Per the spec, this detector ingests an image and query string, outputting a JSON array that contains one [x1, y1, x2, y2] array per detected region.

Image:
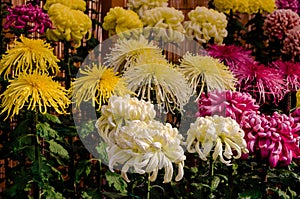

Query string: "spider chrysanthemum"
[[72, 64, 131, 111], [0, 71, 70, 120], [179, 53, 236, 100], [0, 36, 60, 79]]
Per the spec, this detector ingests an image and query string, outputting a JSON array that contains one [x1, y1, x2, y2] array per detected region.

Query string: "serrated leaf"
[[37, 122, 59, 139], [43, 185, 64, 199], [48, 140, 69, 159], [105, 171, 128, 194], [43, 113, 62, 124], [75, 160, 92, 183]]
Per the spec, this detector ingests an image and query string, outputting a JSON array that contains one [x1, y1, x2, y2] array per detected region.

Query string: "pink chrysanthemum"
[[263, 9, 300, 40], [276, 0, 299, 13], [291, 108, 300, 123], [241, 111, 300, 168], [233, 61, 286, 104], [197, 90, 259, 124], [4, 3, 52, 34], [282, 26, 300, 59], [207, 44, 254, 70], [270, 60, 300, 91]]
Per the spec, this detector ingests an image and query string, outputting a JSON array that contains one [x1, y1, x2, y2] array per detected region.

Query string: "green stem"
[[209, 156, 214, 198], [33, 110, 41, 199], [147, 173, 151, 199]]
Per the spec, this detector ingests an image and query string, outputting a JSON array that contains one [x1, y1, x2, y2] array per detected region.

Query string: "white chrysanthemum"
[[186, 115, 248, 165], [108, 120, 185, 183], [142, 7, 185, 42], [104, 36, 164, 72], [184, 6, 228, 44], [179, 53, 236, 100], [123, 56, 192, 113], [95, 95, 156, 143], [127, 0, 168, 17]]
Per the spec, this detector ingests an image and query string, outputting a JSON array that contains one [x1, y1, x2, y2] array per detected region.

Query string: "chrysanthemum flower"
[[0, 71, 70, 120], [297, 90, 300, 108], [270, 60, 300, 91], [108, 120, 185, 183], [241, 111, 300, 167], [184, 6, 228, 44], [127, 0, 168, 17], [142, 7, 185, 42], [45, 3, 92, 47], [213, 0, 276, 14], [282, 26, 300, 59], [197, 90, 259, 124], [0, 36, 60, 79], [96, 95, 156, 143], [72, 64, 130, 111], [186, 115, 249, 165], [43, 0, 86, 11], [4, 3, 52, 34], [263, 9, 300, 40], [233, 61, 286, 104], [123, 56, 192, 113], [207, 44, 254, 70], [104, 36, 164, 72], [102, 7, 143, 37], [291, 107, 300, 123], [276, 0, 299, 13], [179, 53, 236, 100]]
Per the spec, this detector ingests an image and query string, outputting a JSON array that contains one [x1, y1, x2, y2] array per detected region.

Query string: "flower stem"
[[147, 173, 151, 199], [33, 110, 41, 199], [209, 156, 214, 198]]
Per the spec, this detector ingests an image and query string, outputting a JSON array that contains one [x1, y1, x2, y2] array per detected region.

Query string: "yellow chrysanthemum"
[[184, 6, 228, 44], [104, 36, 164, 72], [142, 7, 186, 42], [213, 0, 276, 14], [107, 120, 185, 183], [102, 7, 143, 37], [179, 53, 236, 100], [72, 64, 131, 111], [296, 90, 300, 107], [96, 95, 156, 143], [127, 0, 168, 17], [45, 3, 92, 47], [43, 0, 86, 11], [0, 36, 60, 79], [186, 115, 248, 165], [0, 71, 70, 120], [123, 56, 192, 113]]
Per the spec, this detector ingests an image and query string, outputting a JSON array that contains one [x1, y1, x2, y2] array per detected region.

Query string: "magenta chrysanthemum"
[[270, 60, 300, 91], [263, 9, 300, 40], [291, 108, 300, 123], [276, 0, 299, 13], [233, 61, 286, 104], [197, 90, 259, 124], [4, 3, 52, 34], [207, 44, 254, 70], [241, 111, 300, 168], [282, 26, 300, 59]]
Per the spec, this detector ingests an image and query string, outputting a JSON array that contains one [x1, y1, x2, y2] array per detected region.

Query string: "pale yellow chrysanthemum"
[[96, 95, 156, 143], [127, 0, 168, 17], [104, 36, 164, 72], [108, 120, 185, 183], [102, 7, 143, 37], [142, 7, 185, 42], [296, 90, 300, 108], [123, 56, 192, 113], [43, 0, 86, 11], [186, 115, 248, 165], [0, 71, 70, 120], [72, 64, 130, 111], [0, 35, 60, 79], [184, 6, 228, 44], [179, 53, 236, 100]]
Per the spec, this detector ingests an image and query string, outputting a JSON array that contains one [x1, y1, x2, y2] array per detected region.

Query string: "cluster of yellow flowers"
[[184, 6, 228, 44], [179, 53, 236, 100], [142, 7, 186, 42], [213, 0, 276, 14], [127, 0, 168, 17], [186, 115, 249, 165], [44, 0, 92, 47], [96, 95, 186, 183], [102, 7, 143, 37], [43, 0, 86, 11]]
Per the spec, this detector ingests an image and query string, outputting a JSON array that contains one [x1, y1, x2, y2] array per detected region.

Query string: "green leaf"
[[43, 113, 62, 124], [42, 185, 65, 199], [75, 160, 92, 183], [48, 140, 69, 159], [37, 122, 59, 139], [96, 141, 108, 163], [105, 170, 128, 194], [211, 176, 220, 191]]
